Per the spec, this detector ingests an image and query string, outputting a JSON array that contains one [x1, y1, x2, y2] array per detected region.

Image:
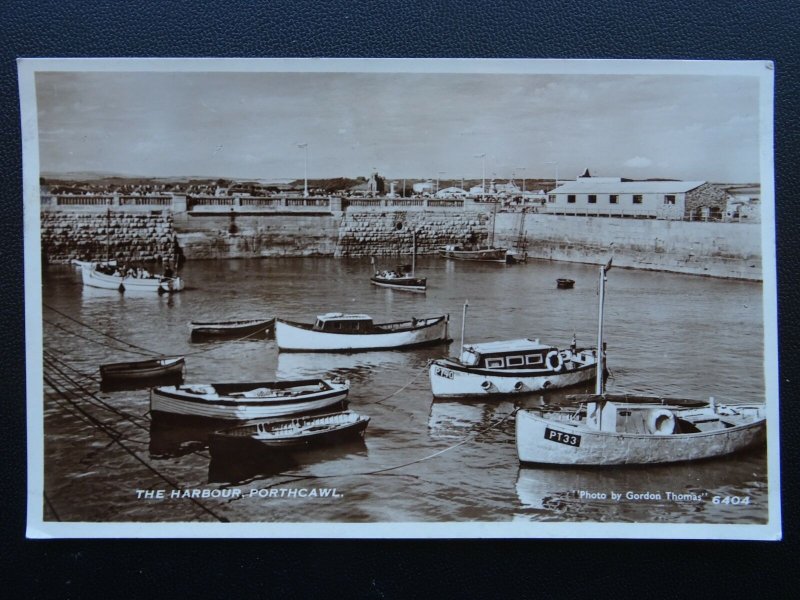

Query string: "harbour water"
[[41, 257, 768, 525]]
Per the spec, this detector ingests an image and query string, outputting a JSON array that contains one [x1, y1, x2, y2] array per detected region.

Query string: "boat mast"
[[489, 200, 497, 248], [412, 229, 416, 276], [460, 300, 469, 358], [595, 259, 612, 394], [106, 207, 110, 264]]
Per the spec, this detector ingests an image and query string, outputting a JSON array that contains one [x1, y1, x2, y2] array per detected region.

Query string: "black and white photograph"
[[19, 58, 780, 539]]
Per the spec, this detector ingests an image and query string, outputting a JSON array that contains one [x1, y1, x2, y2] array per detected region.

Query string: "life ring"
[[546, 350, 563, 372], [647, 409, 676, 435]]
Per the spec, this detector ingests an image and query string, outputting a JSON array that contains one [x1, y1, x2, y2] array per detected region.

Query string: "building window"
[[633, 194, 643, 204], [567, 195, 576, 204], [664, 195, 676, 205], [588, 194, 597, 204], [548, 194, 556, 203], [609, 195, 618, 204]]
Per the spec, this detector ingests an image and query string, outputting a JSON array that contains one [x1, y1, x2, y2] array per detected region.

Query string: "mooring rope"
[[42, 369, 228, 523], [228, 407, 520, 493]]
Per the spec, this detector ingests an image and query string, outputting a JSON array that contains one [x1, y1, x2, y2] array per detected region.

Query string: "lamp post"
[[517, 167, 526, 196], [474, 153, 486, 198], [544, 161, 559, 191], [436, 171, 445, 194], [297, 143, 309, 198]]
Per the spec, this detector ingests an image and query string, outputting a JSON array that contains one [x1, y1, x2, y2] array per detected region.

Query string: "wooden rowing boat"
[[208, 410, 370, 458], [189, 318, 275, 341], [150, 377, 350, 422], [100, 356, 185, 390]]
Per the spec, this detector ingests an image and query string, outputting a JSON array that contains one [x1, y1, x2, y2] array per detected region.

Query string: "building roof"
[[552, 180, 706, 194]]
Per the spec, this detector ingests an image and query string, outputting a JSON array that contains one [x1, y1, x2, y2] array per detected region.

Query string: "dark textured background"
[[1, 0, 797, 596]]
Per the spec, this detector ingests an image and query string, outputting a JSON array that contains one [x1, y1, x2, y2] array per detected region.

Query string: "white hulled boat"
[[275, 312, 449, 352], [515, 260, 768, 466], [429, 300, 599, 398], [429, 338, 599, 398], [81, 263, 184, 293], [438, 244, 508, 263], [150, 377, 350, 422]]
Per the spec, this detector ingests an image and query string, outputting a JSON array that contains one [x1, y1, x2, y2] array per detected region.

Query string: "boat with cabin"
[[190, 317, 275, 341], [150, 377, 350, 422], [428, 301, 600, 398], [275, 312, 450, 352], [515, 260, 768, 465], [208, 410, 370, 459], [429, 337, 599, 398]]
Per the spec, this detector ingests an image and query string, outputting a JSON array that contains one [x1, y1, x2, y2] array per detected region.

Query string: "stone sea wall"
[[41, 211, 180, 265], [492, 212, 762, 280], [41, 208, 763, 281]]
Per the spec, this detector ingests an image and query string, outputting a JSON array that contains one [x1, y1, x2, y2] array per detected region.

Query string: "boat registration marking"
[[434, 366, 454, 380], [544, 427, 581, 447]]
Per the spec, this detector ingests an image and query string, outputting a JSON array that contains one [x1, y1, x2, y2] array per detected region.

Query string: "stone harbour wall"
[[41, 211, 180, 265], [335, 211, 490, 257], [40, 207, 763, 281], [492, 212, 762, 280]]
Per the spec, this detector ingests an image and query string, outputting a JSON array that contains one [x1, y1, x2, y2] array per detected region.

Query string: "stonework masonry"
[[41, 208, 763, 281], [41, 211, 180, 265]]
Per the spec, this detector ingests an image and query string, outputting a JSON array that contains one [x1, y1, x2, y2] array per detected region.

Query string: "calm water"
[[41, 257, 769, 525]]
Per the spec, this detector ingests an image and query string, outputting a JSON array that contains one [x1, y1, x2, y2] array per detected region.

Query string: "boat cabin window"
[[525, 354, 543, 365], [314, 318, 372, 332], [460, 350, 480, 366], [485, 358, 505, 369], [506, 356, 524, 367]]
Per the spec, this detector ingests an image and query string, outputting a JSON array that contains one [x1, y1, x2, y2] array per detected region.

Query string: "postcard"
[[19, 58, 780, 539]]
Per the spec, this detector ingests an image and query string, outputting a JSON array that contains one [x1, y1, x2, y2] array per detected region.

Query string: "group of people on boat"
[[95, 262, 175, 280]]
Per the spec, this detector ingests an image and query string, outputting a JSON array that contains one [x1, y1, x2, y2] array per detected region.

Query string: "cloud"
[[624, 156, 653, 168]]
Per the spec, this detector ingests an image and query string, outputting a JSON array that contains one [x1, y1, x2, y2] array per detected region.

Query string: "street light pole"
[[517, 167, 526, 196], [297, 143, 309, 197], [437, 171, 445, 194], [474, 153, 486, 198]]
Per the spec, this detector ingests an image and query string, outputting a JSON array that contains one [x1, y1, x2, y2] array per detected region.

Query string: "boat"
[[515, 260, 768, 465], [515, 397, 767, 465], [275, 312, 450, 352], [150, 377, 350, 422], [208, 410, 370, 458], [439, 244, 508, 263], [71, 258, 116, 270], [100, 356, 185, 389], [429, 302, 600, 398], [189, 317, 275, 341], [78, 208, 185, 293], [439, 200, 507, 262], [81, 263, 185, 293], [370, 231, 427, 292], [506, 210, 529, 264], [557, 278, 575, 289], [370, 265, 427, 293]]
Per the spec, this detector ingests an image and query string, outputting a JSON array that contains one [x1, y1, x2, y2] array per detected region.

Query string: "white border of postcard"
[[19, 57, 780, 540]]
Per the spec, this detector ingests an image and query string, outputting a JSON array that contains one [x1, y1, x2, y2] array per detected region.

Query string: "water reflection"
[[208, 439, 369, 485], [514, 446, 768, 524]]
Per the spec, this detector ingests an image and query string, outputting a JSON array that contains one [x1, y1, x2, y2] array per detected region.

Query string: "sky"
[[35, 69, 762, 183]]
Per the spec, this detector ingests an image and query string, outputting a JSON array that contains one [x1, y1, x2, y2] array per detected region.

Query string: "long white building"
[[546, 170, 729, 220]]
